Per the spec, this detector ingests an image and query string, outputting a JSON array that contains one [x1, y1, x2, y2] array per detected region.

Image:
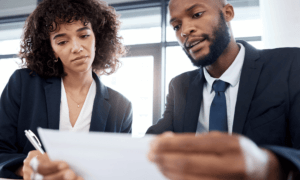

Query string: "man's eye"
[[193, 12, 203, 18], [173, 25, 181, 31]]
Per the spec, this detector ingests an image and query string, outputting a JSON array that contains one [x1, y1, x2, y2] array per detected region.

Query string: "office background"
[[0, 0, 299, 137]]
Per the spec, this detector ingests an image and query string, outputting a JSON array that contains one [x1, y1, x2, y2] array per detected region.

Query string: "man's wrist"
[[264, 149, 286, 180]]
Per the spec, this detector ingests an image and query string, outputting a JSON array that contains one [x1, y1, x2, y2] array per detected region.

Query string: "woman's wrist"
[[14, 165, 24, 177]]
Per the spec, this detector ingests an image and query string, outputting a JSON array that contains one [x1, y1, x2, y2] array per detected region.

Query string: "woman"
[[0, 0, 132, 179]]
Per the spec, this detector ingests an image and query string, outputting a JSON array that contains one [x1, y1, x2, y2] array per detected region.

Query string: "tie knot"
[[212, 80, 229, 92]]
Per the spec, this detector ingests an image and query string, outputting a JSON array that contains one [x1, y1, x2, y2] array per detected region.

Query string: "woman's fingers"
[[22, 150, 42, 180], [22, 164, 33, 180], [43, 168, 78, 180], [37, 160, 69, 176]]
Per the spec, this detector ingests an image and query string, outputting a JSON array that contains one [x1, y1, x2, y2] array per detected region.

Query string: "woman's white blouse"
[[59, 79, 96, 132]]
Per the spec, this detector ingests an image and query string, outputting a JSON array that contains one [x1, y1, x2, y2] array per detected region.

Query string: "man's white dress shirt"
[[196, 43, 245, 134]]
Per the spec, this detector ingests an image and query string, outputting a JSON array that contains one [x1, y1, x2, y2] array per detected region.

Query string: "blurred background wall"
[[260, 0, 300, 48]]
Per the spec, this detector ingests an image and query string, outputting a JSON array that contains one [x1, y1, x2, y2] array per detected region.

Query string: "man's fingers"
[[37, 160, 69, 176], [43, 168, 78, 180], [152, 153, 245, 178], [152, 153, 221, 176], [150, 131, 240, 154], [163, 169, 222, 180]]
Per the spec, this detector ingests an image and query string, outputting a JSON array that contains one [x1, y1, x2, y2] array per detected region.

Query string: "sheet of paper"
[[38, 128, 166, 180]]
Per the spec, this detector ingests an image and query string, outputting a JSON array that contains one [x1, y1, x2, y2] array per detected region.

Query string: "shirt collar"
[[203, 43, 245, 93]]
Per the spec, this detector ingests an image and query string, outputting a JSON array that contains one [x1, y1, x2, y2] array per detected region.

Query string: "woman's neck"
[[62, 70, 94, 94]]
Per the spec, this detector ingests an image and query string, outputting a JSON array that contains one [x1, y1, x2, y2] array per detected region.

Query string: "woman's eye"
[[81, 35, 90, 38], [193, 12, 203, 18], [58, 41, 67, 45]]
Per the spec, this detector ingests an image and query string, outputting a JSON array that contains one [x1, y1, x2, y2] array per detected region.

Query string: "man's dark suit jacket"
[[147, 41, 300, 173], [0, 69, 132, 179]]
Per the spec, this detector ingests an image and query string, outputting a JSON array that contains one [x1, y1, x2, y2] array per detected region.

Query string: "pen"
[[25, 130, 45, 154]]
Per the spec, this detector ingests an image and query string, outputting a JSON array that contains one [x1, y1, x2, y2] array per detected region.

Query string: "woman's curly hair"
[[19, 0, 126, 78]]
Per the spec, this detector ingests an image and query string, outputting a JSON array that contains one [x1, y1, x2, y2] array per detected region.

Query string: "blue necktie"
[[209, 80, 229, 132]]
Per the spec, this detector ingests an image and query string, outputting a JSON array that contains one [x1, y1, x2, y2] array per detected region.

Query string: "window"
[[118, 7, 161, 45], [0, 58, 21, 94], [0, 39, 22, 95], [101, 56, 154, 137]]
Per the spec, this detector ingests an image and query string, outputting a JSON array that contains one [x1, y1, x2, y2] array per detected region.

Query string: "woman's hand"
[[21, 150, 42, 179], [36, 154, 83, 180], [20, 150, 83, 180]]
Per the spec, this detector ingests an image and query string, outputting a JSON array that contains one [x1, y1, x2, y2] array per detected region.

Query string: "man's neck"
[[205, 41, 240, 78]]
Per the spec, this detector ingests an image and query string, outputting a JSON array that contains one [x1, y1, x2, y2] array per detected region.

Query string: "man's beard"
[[183, 11, 231, 67]]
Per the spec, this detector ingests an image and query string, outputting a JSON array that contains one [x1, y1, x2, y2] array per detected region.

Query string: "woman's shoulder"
[[13, 68, 38, 79], [106, 86, 131, 104], [14, 68, 51, 81], [94, 74, 130, 105], [9, 68, 52, 87]]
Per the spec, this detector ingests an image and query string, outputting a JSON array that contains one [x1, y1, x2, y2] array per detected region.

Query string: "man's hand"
[[148, 132, 285, 180]]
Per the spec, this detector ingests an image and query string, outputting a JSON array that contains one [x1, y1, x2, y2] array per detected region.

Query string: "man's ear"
[[223, 4, 234, 22]]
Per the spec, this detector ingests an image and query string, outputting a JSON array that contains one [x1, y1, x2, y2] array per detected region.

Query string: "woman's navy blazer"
[[0, 68, 132, 179]]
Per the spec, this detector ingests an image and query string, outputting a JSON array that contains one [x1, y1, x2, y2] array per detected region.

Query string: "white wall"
[[260, 0, 300, 48]]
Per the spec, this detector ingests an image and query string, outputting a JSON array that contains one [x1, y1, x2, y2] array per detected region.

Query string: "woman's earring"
[[54, 59, 58, 63]]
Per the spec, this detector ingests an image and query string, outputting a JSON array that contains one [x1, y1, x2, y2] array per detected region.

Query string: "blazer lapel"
[[89, 73, 111, 132], [233, 41, 264, 134], [44, 77, 61, 129], [183, 69, 205, 132]]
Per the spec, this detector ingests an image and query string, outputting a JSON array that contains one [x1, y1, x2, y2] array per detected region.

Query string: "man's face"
[[169, 0, 231, 67]]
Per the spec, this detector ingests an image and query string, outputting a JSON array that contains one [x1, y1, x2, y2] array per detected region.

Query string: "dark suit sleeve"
[[262, 50, 300, 174], [146, 78, 175, 134], [120, 102, 133, 133], [0, 70, 26, 179]]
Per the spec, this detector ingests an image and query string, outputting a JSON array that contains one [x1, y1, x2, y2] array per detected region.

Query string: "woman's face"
[[49, 21, 96, 75]]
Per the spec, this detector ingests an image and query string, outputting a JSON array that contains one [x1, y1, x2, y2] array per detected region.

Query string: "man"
[[147, 0, 300, 179]]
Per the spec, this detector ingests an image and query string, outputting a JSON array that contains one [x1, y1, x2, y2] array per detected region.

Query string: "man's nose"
[[181, 22, 196, 38]]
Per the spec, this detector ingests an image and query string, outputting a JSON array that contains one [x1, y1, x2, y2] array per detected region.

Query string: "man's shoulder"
[[167, 68, 201, 89], [259, 47, 300, 59], [173, 68, 200, 81]]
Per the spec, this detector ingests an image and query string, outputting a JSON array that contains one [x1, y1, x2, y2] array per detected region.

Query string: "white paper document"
[[37, 128, 166, 180]]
